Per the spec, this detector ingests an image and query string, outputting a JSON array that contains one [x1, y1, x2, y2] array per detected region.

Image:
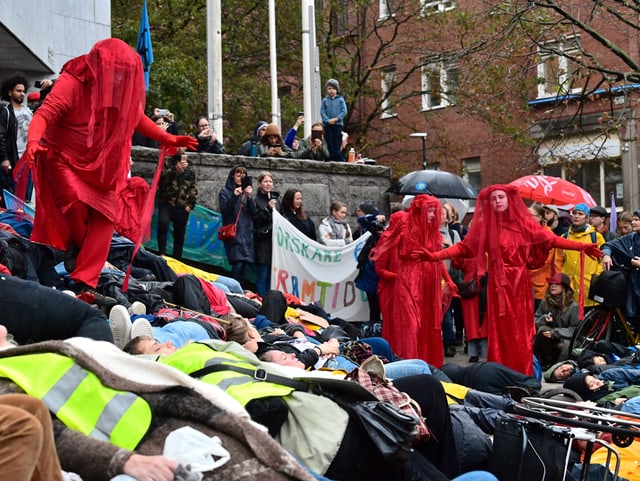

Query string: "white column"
[[207, 0, 223, 138], [269, 0, 280, 128]]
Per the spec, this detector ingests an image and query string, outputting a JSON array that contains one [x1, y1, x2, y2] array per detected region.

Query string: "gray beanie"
[[326, 78, 339, 91]]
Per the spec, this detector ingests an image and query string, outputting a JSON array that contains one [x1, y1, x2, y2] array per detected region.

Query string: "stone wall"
[[131, 147, 393, 229]]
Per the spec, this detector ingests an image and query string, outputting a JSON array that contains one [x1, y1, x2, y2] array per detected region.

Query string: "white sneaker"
[[130, 318, 154, 340], [128, 301, 147, 316], [109, 305, 131, 349]]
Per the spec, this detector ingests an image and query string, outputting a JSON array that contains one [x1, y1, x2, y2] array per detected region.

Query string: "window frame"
[[421, 58, 458, 111], [381, 66, 398, 118], [536, 36, 582, 99], [420, 0, 456, 15]]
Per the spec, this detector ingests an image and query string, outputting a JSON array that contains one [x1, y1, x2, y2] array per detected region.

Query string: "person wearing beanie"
[[238, 120, 268, 157], [320, 78, 348, 162], [533, 272, 579, 369], [562, 202, 605, 307], [257, 123, 293, 158], [543, 359, 578, 383], [562, 369, 640, 406], [589, 205, 616, 242], [543, 204, 568, 236]]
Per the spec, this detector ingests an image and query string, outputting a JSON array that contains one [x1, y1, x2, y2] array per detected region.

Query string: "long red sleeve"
[[432, 242, 465, 261], [135, 115, 171, 143]]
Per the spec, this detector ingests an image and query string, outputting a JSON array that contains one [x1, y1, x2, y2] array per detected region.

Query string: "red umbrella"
[[509, 175, 596, 210]]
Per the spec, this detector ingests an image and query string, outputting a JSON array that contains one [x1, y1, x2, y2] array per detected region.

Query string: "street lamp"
[[410, 132, 428, 170]]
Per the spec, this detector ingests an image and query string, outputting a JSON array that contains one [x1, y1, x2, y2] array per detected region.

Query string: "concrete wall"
[[131, 147, 393, 228]]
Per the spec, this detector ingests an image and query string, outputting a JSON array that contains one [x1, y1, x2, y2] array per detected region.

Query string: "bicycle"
[[568, 270, 640, 355]]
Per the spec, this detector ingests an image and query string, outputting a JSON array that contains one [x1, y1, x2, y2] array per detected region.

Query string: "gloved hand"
[[21, 141, 48, 167], [583, 243, 602, 260], [407, 248, 436, 262], [163, 134, 198, 151]]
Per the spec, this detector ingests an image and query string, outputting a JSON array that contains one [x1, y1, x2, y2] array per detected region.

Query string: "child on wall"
[[320, 78, 347, 162]]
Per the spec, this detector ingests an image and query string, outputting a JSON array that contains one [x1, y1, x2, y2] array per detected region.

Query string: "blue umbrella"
[[136, 0, 154, 90]]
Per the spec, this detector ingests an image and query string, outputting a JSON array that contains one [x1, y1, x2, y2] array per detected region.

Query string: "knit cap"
[[572, 203, 591, 216], [326, 78, 339, 91], [358, 202, 379, 216]]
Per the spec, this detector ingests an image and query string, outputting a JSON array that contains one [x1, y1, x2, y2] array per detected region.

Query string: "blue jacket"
[[320, 95, 347, 127]]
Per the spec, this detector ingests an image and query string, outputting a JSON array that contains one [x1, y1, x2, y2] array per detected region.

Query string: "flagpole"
[[207, 0, 224, 139]]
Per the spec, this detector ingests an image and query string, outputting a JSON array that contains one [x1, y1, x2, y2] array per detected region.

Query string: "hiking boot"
[[73, 282, 117, 310], [64, 241, 80, 273], [109, 305, 131, 349]]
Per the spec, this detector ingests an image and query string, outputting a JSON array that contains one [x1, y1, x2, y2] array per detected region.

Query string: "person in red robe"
[[374, 196, 456, 366], [412, 185, 601, 375], [16, 39, 196, 302]]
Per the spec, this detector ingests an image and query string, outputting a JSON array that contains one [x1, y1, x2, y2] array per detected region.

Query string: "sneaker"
[[128, 301, 147, 316], [73, 282, 118, 310], [109, 305, 131, 349], [130, 318, 154, 340]]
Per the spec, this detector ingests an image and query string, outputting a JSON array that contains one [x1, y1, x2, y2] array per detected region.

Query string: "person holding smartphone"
[[298, 122, 330, 161], [156, 149, 198, 260], [218, 164, 257, 286], [258, 123, 294, 158]]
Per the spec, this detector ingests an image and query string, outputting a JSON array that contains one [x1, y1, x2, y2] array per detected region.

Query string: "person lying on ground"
[[544, 359, 579, 383], [563, 369, 640, 412], [440, 360, 541, 396], [0, 331, 304, 481], [121, 335, 481, 481], [0, 270, 113, 344]]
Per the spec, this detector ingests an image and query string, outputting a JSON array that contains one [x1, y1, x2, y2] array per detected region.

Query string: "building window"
[[381, 66, 397, 118], [421, 0, 456, 15], [536, 37, 581, 98], [330, 0, 350, 36], [422, 59, 458, 110], [462, 157, 481, 210], [379, 0, 394, 19], [543, 159, 621, 208]]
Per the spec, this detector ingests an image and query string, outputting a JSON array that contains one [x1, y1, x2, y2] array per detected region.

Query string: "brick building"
[[328, 0, 640, 211]]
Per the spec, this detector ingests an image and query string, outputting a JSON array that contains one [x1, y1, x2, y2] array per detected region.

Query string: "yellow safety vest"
[[0, 353, 152, 450], [160, 343, 297, 405]]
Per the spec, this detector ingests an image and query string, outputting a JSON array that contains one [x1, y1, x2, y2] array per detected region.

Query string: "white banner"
[[271, 210, 370, 322]]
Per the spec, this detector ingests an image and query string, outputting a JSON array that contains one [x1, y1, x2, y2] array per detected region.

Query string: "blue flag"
[[136, 0, 154, 90]]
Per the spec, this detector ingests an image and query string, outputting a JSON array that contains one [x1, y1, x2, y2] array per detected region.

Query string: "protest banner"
[[272, 210, 370, 322]]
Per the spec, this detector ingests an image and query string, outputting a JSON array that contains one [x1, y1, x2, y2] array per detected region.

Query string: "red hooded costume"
[[375, 196, 456, 366], [15, 39, 195, 289], [427, 185, 600, 374]]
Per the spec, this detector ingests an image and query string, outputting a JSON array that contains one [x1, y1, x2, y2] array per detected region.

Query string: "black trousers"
[[0, 275, 112, 344], [157, 204, 190, 259]]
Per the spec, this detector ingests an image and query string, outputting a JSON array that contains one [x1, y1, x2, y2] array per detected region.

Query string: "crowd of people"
[[3, 38, 640, 481]]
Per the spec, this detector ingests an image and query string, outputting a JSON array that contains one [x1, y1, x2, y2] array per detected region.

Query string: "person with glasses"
[[193, 115, 225, 154]]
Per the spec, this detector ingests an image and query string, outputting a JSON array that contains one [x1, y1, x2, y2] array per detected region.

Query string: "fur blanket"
[[0, 339, 314, 481]]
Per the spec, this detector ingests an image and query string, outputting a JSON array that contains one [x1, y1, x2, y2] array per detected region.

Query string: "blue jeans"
[[211, 275, 243, 294], [442, 307, 454, 346], [385, 359, 432, 379]]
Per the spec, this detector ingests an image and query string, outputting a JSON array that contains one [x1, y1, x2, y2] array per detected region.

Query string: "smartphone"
[[157, 108, 169, 116], [311, 130, 322, 141], [34, 80, 43, 89], [241, 176, 253, 189], [180, 154, 188, 163]]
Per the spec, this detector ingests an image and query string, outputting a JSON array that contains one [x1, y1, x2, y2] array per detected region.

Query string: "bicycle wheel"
[[568, 307, 614, 357]]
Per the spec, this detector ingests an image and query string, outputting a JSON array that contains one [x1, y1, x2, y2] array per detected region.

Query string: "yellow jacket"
[[562, 225, 604, 307]]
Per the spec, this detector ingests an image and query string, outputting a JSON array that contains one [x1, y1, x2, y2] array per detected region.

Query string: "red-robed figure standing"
[[374, 195, 457, 367], [412, 185, 601, 375], [15, 39, 196, 300]]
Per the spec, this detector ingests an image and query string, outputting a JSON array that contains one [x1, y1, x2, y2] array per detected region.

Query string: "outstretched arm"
[[135, 115, 198, 151], [552, 236, 602, 260], [406, 242, 465, 262]]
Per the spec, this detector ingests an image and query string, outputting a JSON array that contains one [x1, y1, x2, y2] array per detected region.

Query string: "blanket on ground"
[[0, 339, 314, 481]]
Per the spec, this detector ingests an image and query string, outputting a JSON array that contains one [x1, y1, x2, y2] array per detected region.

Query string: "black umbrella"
[[386, 170, 476, 199]]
